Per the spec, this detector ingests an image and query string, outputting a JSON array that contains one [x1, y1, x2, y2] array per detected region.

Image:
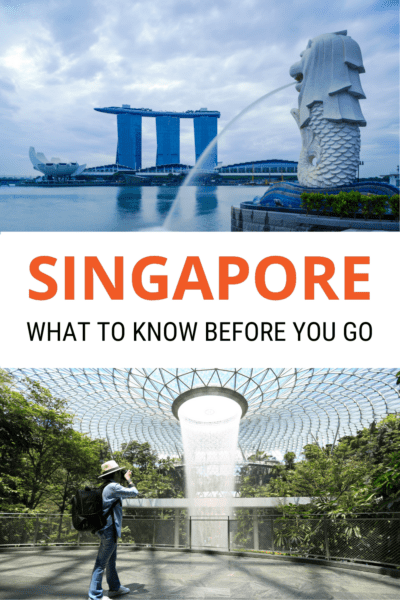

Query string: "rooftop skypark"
[[94, 105, 221, 171]]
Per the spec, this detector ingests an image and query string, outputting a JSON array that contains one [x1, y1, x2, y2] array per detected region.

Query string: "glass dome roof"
[[7, 368, 400, 457]]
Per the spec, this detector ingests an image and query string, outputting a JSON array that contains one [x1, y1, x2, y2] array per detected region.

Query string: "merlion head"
[[290, 30, 366, 128]]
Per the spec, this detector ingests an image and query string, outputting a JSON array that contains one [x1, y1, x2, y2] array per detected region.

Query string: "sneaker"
[[108, 587, 130, 597]]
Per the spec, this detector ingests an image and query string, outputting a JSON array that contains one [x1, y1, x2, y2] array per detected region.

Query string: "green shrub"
[[300, 193, 326, 214], [388, 194, 399, 219], [344, 190, 362, 216], [300, 191, 397, 220], [300, 192, 310, 213], [360, 195, 372, 219], [373, 195, 389, 220], [331, 191, 361, 217]]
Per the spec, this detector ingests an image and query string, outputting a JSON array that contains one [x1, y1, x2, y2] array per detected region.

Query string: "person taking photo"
[[88, 460, 140, 600]]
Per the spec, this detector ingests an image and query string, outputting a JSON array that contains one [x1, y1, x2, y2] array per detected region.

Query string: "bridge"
[[94, 105, 220, 171]]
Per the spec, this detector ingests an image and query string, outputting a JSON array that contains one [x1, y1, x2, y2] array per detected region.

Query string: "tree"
[[0, 370, 33, 510], [0, 371, 103, 512], [1, 372, 183, 517], [247, 413, 400, 516], [346, 414, 400, 511], [247, 451, 273, 462], [284, 452, 296, 470], [48, 433, 106, 515], [117, 441, 158, 471], [268, 441, 372, 512], [113, 441, 183, 499], [12, 379, 83, 510]]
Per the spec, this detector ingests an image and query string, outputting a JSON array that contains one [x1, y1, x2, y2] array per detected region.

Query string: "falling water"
[[178, 395, 242, 549], [162, 82, 296, 230]]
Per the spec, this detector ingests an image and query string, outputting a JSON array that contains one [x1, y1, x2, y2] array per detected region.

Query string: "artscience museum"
[[29, 147, 86, 180]]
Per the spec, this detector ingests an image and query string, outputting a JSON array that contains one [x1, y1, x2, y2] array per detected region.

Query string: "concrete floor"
[[0, 548, 399, 599]]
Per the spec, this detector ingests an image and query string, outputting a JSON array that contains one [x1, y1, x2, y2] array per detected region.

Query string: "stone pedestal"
[[256, 181, 399, 209], [231, 206, 399, 232], [231, 180, 399, 232]]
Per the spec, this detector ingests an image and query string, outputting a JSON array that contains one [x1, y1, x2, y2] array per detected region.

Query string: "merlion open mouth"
[[295, 73, 303, 92]]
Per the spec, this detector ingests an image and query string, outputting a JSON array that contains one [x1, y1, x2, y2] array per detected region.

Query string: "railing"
[[0, 512, 399, 568]]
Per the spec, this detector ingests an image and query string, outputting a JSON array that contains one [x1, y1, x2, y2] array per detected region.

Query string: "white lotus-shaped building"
[[29, 147, 86, 178]]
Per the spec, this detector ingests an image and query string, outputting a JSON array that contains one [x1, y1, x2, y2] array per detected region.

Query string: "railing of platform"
[[1, 512, 399, 568]]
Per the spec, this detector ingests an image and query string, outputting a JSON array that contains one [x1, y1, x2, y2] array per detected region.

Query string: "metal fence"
[[227, 513, 400, 568], [1, 512, 399, 568]]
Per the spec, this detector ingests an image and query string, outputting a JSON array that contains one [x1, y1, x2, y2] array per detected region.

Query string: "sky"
[[0, 0, 398, 177]]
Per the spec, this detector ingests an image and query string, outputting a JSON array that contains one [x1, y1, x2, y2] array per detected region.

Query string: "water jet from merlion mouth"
[[177, 394, 242, 550], [162, 82, 296, 230]]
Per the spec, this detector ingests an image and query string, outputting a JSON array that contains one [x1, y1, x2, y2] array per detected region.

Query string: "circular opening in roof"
[[172, 386, 248, 421], [178, 395, 241, 425]]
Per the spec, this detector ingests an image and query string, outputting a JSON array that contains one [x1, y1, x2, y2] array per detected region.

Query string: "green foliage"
[[300, 192, 325, 214], [300, 191, 398, 220], [284, 452, 296, 470], [330, 191, 359, 217], [388, 195, 399, 218], [0, 371, 181, 517], [116, 440, 158, 471], [238, 410, 400, 516], [114, 441, 183, 500], [246, 450, 273, 462], [120, 524, 136, 544], [0, 370, 105, 513], [373, 195, 390, 220], [273, 518, 318, 553], [0, 514, 80, 546]]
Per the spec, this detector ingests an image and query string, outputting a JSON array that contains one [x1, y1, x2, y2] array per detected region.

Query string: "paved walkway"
[[1, 548, 399, 599]]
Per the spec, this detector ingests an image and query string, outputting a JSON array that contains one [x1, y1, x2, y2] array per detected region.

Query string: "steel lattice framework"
[[7, 368, 400, 457]]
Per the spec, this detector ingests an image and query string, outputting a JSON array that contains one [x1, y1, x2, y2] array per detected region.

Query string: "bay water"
[[0, 185, 267, 232]]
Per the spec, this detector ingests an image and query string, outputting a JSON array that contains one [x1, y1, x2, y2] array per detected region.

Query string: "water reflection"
[[163, 81, 295, 230], [195, 186, 218, 216], [0, 185, 268, 231], [156, 186, 178, 217], [116, 187, 142, 215]]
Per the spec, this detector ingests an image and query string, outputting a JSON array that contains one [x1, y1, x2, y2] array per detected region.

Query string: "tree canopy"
[[0, 370, 105, 512], [239, 412, 400, 515], [113, 441, 183, 498], [0, 371, 181, 513]]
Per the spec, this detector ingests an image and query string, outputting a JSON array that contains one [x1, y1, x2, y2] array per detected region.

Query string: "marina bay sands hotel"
[[94, 105, 220, 171]]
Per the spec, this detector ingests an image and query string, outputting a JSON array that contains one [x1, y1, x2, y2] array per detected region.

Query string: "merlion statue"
[[290, 31, 366, 188]]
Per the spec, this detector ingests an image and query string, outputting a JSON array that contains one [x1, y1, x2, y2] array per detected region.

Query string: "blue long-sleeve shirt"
[[97, 480, 139, 538]]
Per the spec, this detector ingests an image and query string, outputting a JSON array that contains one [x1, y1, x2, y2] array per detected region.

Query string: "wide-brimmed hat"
[[98, 460, 124, 478]]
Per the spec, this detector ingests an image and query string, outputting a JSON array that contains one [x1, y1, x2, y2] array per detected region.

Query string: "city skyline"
[[0, 0, 398, 177]]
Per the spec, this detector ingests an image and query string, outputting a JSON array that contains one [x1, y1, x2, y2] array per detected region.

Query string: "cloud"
[[0, 0, 398, 176]]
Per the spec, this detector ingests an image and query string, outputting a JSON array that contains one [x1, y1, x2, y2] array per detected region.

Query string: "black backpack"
[[71, 482, 121, 537]]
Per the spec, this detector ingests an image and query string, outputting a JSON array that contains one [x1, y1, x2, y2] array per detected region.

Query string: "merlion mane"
[[290, 30, 367, 188]]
